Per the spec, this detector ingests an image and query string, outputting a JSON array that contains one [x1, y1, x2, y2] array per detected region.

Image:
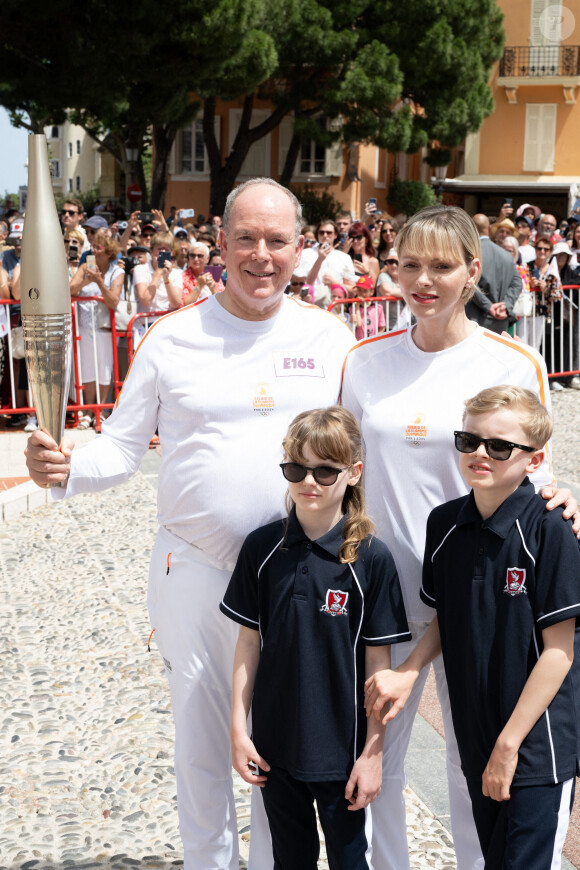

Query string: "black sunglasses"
[[454, 431, 536, 461], [61, 209, 79, 216], [385, 259, 398, 265], [280, 462, 351, 486], [349, 234, 364, 241]]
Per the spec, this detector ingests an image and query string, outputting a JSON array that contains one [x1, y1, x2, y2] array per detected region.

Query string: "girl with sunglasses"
[[221, 406, 410, 870]]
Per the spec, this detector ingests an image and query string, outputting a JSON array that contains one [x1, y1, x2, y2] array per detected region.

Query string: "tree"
[[0, 0, 277, 208], [387, 179, 437, 217], [0, 0, 504, 212], [200, 0, 504, 213]]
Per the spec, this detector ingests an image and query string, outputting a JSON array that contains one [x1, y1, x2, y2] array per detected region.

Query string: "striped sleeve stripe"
[[431, 525, 457, 562], [482, 330, 546, 406], [114, 297, 209, 408], [481, 330, 556, 480], [362, 630, 412, 641], [339, 328, 407, 403], [220, 600, 259, 626], [420, 585, 436, 604], [537, 603, 580, 624]]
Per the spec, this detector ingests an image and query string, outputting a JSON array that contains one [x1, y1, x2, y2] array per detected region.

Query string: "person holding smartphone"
[[181, 241, 225, 306], [133, 231, 183, 312], [299, 219, 356, 307]]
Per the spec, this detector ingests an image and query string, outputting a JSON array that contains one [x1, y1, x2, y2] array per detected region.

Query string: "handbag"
[[10, 325, 25, 358], [513, 290, 533, 318], [114, 282, 134, 331], [96, 301, 113, 330]]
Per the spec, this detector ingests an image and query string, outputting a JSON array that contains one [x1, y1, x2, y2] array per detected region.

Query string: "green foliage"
[[290, 185, 344, 226], [424, 148, 453, 167], [0, 0, 506, 210], [387, 180, 437, 217]]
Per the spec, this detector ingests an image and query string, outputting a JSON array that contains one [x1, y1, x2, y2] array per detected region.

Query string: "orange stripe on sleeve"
[[482, 331, 546, 406], [338, 329, 408, 404], [114, 298, 209, 408]]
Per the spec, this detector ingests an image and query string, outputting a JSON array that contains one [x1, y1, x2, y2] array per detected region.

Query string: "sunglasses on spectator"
[[304, 238, 317, 245], [349, 234, 364, 241], [61, 209, 79, 216], [535, 245, 551, 252], [386, 258, 398, 265], [318, 229, 334, 236], [290, 280, 305, 286], [454, 431, 535, 461], [382, 227, 395, 233], [188, 252, 205, 259], [280, 462, 351, 486]]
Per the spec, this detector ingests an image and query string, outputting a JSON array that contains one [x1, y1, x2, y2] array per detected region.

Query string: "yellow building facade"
[[162, 0, 580, 223], [444, 0, 580, 220]]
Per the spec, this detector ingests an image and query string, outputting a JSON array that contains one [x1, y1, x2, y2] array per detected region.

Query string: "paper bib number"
[[273, 353, 325, 378]]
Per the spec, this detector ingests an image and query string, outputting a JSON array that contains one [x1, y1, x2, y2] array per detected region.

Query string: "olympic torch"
[[20, 134, 72, 477]]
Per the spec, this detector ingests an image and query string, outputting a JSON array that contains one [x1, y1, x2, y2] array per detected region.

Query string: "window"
[[68, 142, 73, 158], [229, 109, 271, 178], [169, 117, 221, 178], [523, 104, 557, 171], [530, 0, 561, 75], [76, 140, 81, 155], [278, 115, 342, 180], [49, 159, 61, 179], [300, 118, 326, 175], [68, 178, 73, 192], [49, 125, 60, 140], [76, 176, 81, 191]]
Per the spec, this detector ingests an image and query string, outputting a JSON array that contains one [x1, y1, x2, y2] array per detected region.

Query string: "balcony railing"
[[499, 45, 580, 77]]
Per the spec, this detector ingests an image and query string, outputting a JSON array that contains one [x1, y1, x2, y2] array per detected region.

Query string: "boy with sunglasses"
[[365, 385, 580, 870]]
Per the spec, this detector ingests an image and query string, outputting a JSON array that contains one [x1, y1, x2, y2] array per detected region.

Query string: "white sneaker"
[[550, 380, 564, 392], [570, 376, 580, 390], [24, 414, 38, 432]]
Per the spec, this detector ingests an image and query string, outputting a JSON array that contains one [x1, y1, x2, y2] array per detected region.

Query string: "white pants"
[[148, 526, 272, 870], [370, 623, 484, 870]]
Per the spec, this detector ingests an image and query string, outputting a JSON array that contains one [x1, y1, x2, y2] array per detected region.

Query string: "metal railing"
[[499, 45, 580, 78], [1, 288, 578, 433]]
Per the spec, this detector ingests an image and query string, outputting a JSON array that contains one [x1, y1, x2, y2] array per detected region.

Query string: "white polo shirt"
[[58, 294, 355, 568]]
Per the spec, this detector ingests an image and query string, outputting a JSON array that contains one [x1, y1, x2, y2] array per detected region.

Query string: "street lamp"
[[432, 164, 449, 201]]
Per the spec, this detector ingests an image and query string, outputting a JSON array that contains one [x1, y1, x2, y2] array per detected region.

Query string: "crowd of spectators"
[[1, 193, 579, 431]]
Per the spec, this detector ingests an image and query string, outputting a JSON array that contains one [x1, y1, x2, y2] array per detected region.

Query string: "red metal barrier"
[[0, 298, 166, 431], [328, 289, 580, 380], [1, 286, 578, 431]]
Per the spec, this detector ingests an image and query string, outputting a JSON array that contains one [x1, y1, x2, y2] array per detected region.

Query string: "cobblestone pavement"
[[0, 475, 458, 870]]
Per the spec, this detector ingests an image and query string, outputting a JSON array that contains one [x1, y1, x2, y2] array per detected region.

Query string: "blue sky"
[[0, 108, 30, 197]]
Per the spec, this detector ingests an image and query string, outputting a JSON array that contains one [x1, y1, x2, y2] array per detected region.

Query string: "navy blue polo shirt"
[[421, 477, 580, 787], [221, 508, 410, 782]]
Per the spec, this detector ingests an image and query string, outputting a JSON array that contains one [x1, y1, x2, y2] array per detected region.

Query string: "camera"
[[180, 208, 195, 219], [157, 251, 172, 268], [121, 255, 138, 274], [68, 244, 79, 261]]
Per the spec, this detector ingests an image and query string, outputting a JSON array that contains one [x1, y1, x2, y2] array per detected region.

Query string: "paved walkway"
[[1, 384, 579, 868], [0, 443, 456, 870]]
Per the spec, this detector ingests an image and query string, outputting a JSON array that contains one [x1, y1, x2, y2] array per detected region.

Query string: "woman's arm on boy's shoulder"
[[482, 617, 575, 803], [346, 644, 391, 811], [540, 485, 580, 536], [230, 626, 270, 787], [364, 617, 442, 726]]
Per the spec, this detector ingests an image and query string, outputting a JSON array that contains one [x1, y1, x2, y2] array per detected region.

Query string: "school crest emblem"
[[504, 567, 527, 597], [321, 589, 348, 616]]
